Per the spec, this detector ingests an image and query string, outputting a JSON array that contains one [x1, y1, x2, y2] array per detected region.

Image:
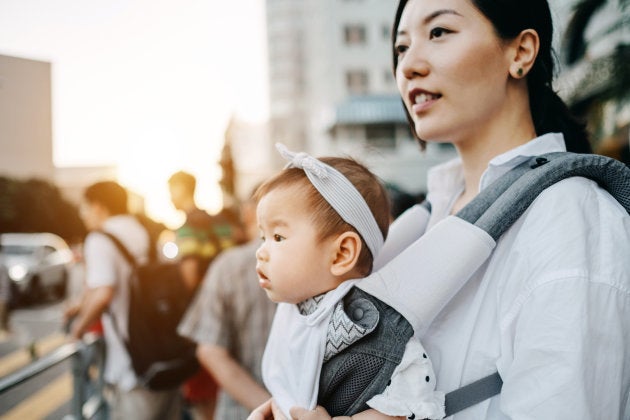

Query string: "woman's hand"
[[248, 398, 288, 420], [289, 405, 333, 420]]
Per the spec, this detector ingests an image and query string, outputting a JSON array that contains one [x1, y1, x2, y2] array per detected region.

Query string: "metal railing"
[[0, 333, 107, 419]]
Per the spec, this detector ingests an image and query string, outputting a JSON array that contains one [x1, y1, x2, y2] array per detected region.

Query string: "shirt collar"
[[480, 132, 566, 190], [102, 214, 132, 230], [297, 293, 326, 315], [428, 132, 567, 196]]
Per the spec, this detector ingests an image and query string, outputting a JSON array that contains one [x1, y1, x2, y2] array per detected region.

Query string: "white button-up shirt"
[[420, 133, 630, 419]]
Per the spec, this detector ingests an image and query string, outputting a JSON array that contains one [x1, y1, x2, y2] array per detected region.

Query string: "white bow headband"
[[276, 143, 384, 258]]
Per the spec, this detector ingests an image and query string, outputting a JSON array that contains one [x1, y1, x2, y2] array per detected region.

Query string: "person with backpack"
[[65, 181, 182, 420], [278, 0, 630, 419], [168, 170, 244, 420]]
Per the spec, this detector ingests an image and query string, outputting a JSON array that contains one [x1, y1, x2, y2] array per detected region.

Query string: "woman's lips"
[[409, 90, 441, 114]]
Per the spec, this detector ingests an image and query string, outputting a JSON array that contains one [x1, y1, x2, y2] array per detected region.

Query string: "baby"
[[252, 144, 444, 419]]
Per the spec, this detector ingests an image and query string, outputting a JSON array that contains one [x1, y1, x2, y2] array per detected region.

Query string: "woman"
[[257, 0, 630, 418], [388, 1, 630, 418]]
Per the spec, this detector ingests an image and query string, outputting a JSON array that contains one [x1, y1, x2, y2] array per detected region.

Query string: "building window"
[[346, 70, 369, 95], [344, 24, 367, 45], [382, 24, 391, 40], [366, 124, 396, 149]]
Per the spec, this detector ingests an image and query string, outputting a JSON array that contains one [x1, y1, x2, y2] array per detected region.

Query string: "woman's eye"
[[429, 27, 449, 39], [394, 44, 408, 56]]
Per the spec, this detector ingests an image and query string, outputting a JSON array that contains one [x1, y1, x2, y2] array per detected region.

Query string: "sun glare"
[[0, 0, 268, 227], [116, 134, 224, 230]]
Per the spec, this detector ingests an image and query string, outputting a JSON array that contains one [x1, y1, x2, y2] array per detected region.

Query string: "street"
[[0, 301, 75, 419], [0, 262, 84, 419]]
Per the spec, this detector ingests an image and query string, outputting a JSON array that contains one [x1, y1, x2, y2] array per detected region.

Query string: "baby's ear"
[[330, 232, 362, 277]]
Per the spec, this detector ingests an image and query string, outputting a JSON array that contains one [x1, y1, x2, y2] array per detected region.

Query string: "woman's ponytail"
[[531, 84, 592, 153]]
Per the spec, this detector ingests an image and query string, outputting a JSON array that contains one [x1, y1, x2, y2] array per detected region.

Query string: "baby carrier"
[[325, 152, 630, 417]]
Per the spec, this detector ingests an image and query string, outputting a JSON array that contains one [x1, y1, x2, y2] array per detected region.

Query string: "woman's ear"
[[330, 232, 362, 277], [509, 29, 540, 79]]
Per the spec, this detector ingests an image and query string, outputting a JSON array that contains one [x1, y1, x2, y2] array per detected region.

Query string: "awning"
[[331, 95, 408, 128]]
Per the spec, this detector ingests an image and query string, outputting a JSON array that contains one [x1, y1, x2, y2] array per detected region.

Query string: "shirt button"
[[352, 308, 364, 320]]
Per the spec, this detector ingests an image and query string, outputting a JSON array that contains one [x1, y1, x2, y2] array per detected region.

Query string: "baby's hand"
[[248, 398, 288, 420], [289, 406, 332, 420]]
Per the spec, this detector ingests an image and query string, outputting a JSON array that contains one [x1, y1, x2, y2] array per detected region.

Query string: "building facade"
[[265, 0, 456, 196], [0, 54, 54, 180]]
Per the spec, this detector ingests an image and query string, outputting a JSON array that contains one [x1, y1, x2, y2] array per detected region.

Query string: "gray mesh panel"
[[320, 352, 385, 416]]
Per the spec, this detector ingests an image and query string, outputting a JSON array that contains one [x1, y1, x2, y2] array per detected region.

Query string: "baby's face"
[[255, 185, 340, 304]]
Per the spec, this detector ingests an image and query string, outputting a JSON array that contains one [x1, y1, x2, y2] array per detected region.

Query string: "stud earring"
[[517, 68, 524, 77]]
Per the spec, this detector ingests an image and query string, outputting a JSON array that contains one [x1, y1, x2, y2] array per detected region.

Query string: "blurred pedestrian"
[[384, 183, 422, 221], [65, 181, 182, 420], [179, 187, 277, 419], [168, 171, 239, 292], [168, 170, 243, 420]]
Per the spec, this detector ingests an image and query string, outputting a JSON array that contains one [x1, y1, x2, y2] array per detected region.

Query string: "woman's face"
[[395, 0, 515, 146]]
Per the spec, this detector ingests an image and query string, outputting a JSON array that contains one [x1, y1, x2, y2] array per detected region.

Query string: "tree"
[[0, 177, 86, 244], [562, 0, 630, 100], [561, 0, 630, 159]]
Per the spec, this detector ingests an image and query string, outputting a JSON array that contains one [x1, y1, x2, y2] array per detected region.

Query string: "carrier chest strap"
[[444, 372, 503, 417]]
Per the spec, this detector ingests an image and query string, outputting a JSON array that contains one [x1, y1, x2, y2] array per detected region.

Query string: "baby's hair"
[[255, 156, 390, 276]]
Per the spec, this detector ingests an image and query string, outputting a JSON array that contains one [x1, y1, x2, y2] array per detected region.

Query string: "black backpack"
[[99, 231, 200, 391]]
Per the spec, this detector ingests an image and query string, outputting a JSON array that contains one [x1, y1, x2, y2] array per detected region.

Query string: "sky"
[[0, 0, 269, 228]]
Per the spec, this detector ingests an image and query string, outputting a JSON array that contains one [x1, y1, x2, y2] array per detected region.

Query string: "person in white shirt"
[[65, 181, 181, 420], [286, 0, 630, 419]]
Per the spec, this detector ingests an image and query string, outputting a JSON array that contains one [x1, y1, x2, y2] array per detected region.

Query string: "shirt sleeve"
[[497, 179, 630, 419], [83, 233, 119, 289], [367, 337, 445, 419], [499, 278, 630, 419]]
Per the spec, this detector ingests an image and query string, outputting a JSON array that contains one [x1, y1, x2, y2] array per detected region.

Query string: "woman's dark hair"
[[392, 0, 591, 153]]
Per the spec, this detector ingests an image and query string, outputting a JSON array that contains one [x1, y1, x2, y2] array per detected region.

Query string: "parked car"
[[0, 233, 74, 305]]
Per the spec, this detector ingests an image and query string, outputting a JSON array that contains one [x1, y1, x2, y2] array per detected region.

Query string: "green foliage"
[[564, 0, 608, 65], [0, 176, 86, 244], [564, 0, 629, 65]]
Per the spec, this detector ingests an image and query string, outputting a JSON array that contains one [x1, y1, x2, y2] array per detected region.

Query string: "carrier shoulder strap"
[[443, 152, 630, 416], [458, 152, 630, 238]]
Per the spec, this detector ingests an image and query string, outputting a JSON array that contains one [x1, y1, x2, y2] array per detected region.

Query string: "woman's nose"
[[398, 47, 430, 79]]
